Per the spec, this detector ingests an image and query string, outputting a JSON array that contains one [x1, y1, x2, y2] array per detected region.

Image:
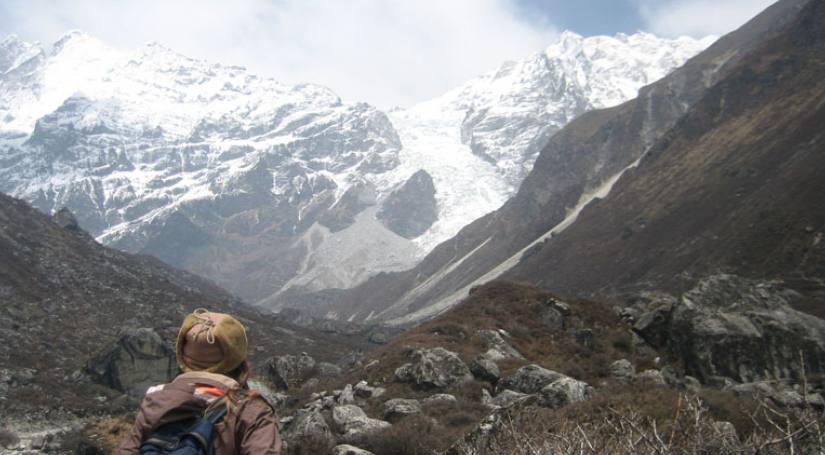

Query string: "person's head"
[[176, 308, 250, 383]]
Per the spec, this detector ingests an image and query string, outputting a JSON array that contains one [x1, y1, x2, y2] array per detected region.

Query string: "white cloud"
[[636, 0, 778, 38], [0, 0, 558, 108]]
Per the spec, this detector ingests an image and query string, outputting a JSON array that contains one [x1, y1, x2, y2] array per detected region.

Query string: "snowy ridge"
[[388, 31, 715, 251], [0, 30, 713, 306]]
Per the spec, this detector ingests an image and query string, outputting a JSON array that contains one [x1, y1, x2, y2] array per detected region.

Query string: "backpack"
[[139, 396, 229, 455]]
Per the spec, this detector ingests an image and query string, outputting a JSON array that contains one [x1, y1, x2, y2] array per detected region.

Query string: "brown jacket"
[[118, 372, 282, 455]]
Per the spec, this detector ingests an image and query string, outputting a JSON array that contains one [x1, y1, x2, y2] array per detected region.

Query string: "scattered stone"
[[383, 398, 422, 422], [86, 328, 176, 396], [394, 347, 473, 388], [539, 377, 591, 408], [470, 358, 501, 383], [609, 359, 635, 383], [500, 364, 565, 394]]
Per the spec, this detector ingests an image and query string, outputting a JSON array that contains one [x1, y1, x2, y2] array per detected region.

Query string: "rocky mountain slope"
[[0, 193, 368, 428], [0, 30, 709, 310], [505, 0, 825, 315], [316, 0, 814, 325]]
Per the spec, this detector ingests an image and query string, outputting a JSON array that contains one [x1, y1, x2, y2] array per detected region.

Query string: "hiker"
[[118, 309, 282, 454]]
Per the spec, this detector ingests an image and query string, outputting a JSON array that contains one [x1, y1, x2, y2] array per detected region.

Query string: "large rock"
[[633, 275, 825, 384], [86, 328, 176, 396], [284, 409, 335, 451], [267, 352, 317, 390], [470, 358, 501, 383], [332, 405, 391, 441], [382, 398, 422, 422], [499, 364, 565, 394], [539, 377, 591, 408], [333, 445, 375, 455], [394, 347, 473, 388], [609, 359, 635, 383]]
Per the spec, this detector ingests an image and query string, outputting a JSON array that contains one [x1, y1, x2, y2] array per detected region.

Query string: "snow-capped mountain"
[[0, 30, 712, 308], [389, 31, 714, 251]]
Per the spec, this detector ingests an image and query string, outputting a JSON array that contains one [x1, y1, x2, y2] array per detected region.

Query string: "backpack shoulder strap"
[[203, 396, 229, 424]]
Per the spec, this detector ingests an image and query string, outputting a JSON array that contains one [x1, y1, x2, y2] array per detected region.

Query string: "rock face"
[[633, 275, 825, 384], [470, 358, 501, 383], [377, 170, 438, 239], [86, 328, 176, 396], [333, 445, 375, 455], [499, 364, 565, 394], [609, 359, 635, 383], [394, 347, 473, 388]]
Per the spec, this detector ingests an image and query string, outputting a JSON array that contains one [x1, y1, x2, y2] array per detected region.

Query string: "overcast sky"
[[0, 0, 776, 108]]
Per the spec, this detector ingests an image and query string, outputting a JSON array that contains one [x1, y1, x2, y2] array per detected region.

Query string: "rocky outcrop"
[[470, 358, 501, 383], [394, 347, 473, 388], [377, 170, 438, 239], [633, 275, 825, 385], [86, 328, 176, 396]]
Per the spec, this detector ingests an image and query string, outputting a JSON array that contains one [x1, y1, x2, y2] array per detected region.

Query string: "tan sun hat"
[[176, 308, 248, 374]]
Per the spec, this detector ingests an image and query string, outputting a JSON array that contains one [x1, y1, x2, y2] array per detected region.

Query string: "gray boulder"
[[633, 274, 825, 384], [333, 445, 375, 455], [539, 377, 591, 408], [284, 409, 335, 450], [267, 352, 317, 390], [470, 358, 501, 383], [394, 347, 472, 388], [383, 398, 422, 422], [87, 328, 176, 396], [332, 405, 391, 441], [499, 364, 565, 394], [423, 393, 458, 406], [609, 359, 635, 383]]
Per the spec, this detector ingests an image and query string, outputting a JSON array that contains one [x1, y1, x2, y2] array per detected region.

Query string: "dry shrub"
[[284, 434, 335, 455], [354, 414, 465, 455], [452, 394, 825, 455]]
